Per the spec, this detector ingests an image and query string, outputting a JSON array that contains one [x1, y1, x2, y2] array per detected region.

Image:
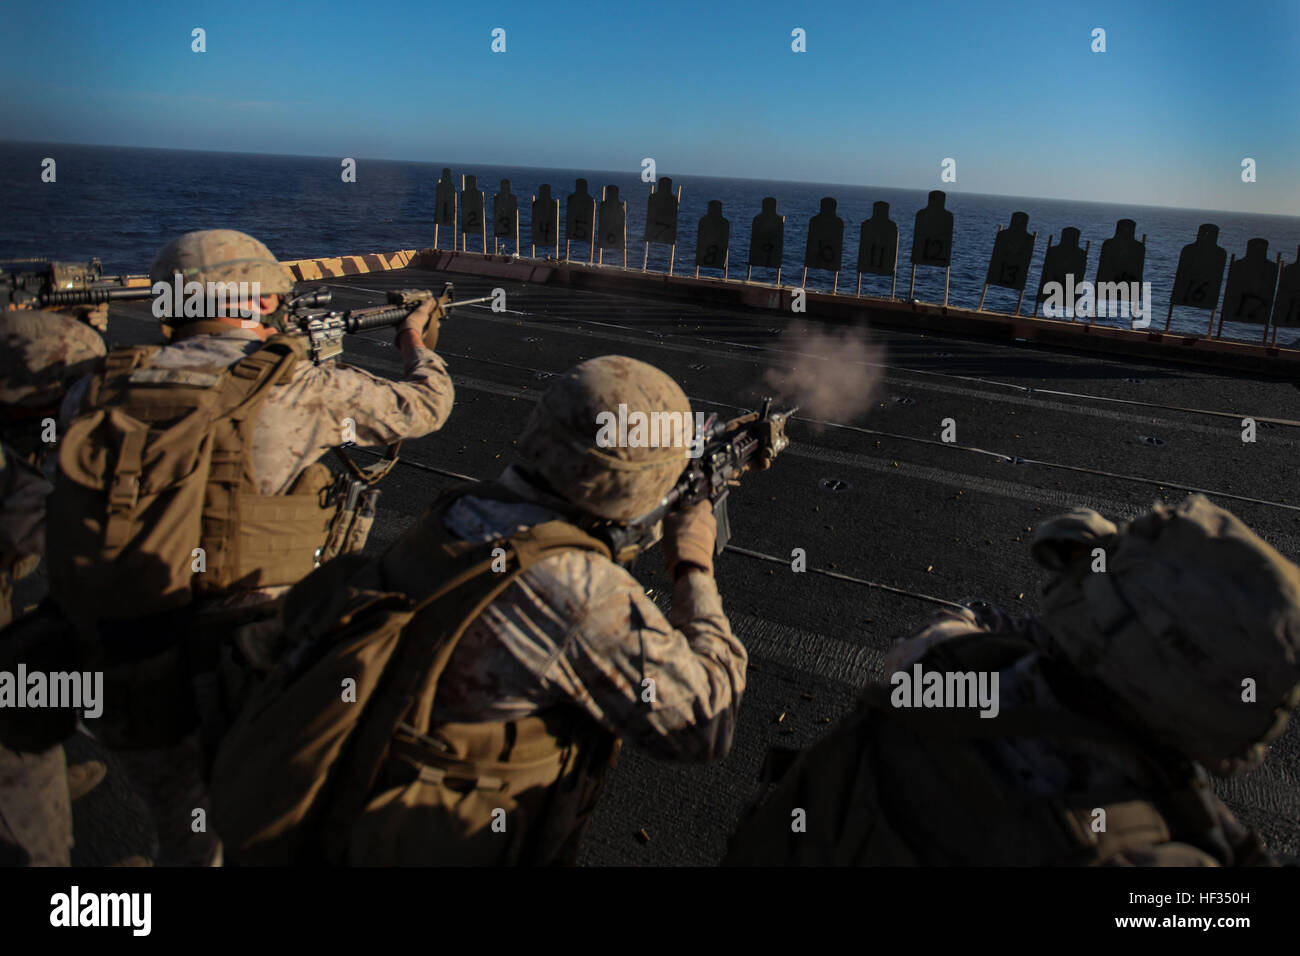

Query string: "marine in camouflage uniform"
[[54, 231, 455, 866], [0, 307, 107, 866], [725, 494, 1300, 866], [332, 356, 747, 864]]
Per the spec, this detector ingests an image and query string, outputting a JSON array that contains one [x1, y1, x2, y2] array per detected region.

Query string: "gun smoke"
[[763, 325, 886, 426]]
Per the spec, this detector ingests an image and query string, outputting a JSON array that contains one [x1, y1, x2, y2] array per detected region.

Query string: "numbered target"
[[532, 184, 559, 246], [696, 200, 730, 269], [748, 197, 784, 269], [644, 177, 679, 244], [911, 190, 953, 267], [493, 180, 518, 238], [857, 201, 897, 276], [1170, 224, 1226, 310], [598, 186, 626, 250], [1221, 238, 1278, 325], [804, 197, 844, 272], [434, 168, 456, 226], [460, 175, 485, 235], [985, 212, 1034, 290], [566, 179, 595, 244]]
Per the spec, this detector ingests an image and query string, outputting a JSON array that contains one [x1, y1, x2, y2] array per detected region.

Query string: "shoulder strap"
[[86, 346, 161, 408], [213, 334, 306, 419]]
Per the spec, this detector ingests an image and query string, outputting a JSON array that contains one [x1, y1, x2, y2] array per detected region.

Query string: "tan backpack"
[[210, 483, 614, 865], [46, 332, 318, 623]]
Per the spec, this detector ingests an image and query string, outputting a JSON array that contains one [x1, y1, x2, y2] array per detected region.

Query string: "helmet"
[[149, 229, 294, 320], [1034, 494, 1300, 774], [516, 356, 693, 521], [0, 308, 106, 410]]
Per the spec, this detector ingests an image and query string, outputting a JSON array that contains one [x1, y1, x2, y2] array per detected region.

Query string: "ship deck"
[[53, 261, 1300, 866]]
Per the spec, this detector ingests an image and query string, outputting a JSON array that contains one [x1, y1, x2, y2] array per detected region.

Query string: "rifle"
[[586, 398, 798, 563], [292, 281, 491, 564], [283, 282, 492, 364], [0, 258, 153, 311]]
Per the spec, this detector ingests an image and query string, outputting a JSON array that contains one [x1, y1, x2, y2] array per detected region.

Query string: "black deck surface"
[[45, 265, 1300, 866]]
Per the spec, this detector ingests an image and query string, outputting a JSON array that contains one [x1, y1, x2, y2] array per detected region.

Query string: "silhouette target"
[[434, 168, 456, 226], [804, 198, 844, 271], [1221, 238, 1278, 325], [857, 201, 897, 276], [1170, 224, 1226, 310], [598, 186, 626, 249], [911, 191, 953, 266], [696, 201, 730, 269], [1274, 247, 1300, 328], [532, 185, 559, 246], [1036, 227, 1088, 307], [566, 179, 595, 244], [1096, 219, 1145, 286], [748, 197, 784, 269], [460, 175, 485, 235], [644, 177, 679, 244], [985, 212, 1034, 290], [493, 180, 518, 238]]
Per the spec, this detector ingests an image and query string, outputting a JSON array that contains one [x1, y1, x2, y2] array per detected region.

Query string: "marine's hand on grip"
[[396, 290, 451, 350], [663, 500, 717, 578]]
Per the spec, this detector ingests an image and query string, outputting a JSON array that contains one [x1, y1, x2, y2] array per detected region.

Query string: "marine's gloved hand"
[[663, 500, 717, 577], [67, 302, 109, 333], [396, 292, 451, 350], [1030, 508, 1119, 572]]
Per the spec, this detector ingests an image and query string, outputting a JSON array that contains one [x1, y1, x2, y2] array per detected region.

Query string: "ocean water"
[[3, 141, 1298, 345]]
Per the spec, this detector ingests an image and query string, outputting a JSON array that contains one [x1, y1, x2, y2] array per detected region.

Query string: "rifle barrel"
[[343, 295, 497, 333]]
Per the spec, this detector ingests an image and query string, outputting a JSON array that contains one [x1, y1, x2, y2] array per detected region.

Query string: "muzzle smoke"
[[763, 324, 886, 425]]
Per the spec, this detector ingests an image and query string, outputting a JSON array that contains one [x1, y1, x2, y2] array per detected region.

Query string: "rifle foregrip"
[[41, 286, 152, 307], [346, 307, 414, 332]]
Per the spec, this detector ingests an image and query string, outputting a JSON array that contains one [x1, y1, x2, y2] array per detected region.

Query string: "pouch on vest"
[[210, 484, 613, 865], [46, 339, 304, 623]]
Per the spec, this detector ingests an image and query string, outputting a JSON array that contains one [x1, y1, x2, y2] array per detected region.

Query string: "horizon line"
[[3, 137, 1298, 223]]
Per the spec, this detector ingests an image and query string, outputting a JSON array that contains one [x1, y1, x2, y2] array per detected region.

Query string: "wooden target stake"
[[667, 185, 681, 276], [1214, 254, 1235, 339], [977, 224, 1000, 312], [891, 233, 898, 299], [1262, 252, 1282, 345]]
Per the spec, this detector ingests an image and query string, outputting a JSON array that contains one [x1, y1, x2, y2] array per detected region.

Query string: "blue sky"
[[2, 0, 1297, 214]]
